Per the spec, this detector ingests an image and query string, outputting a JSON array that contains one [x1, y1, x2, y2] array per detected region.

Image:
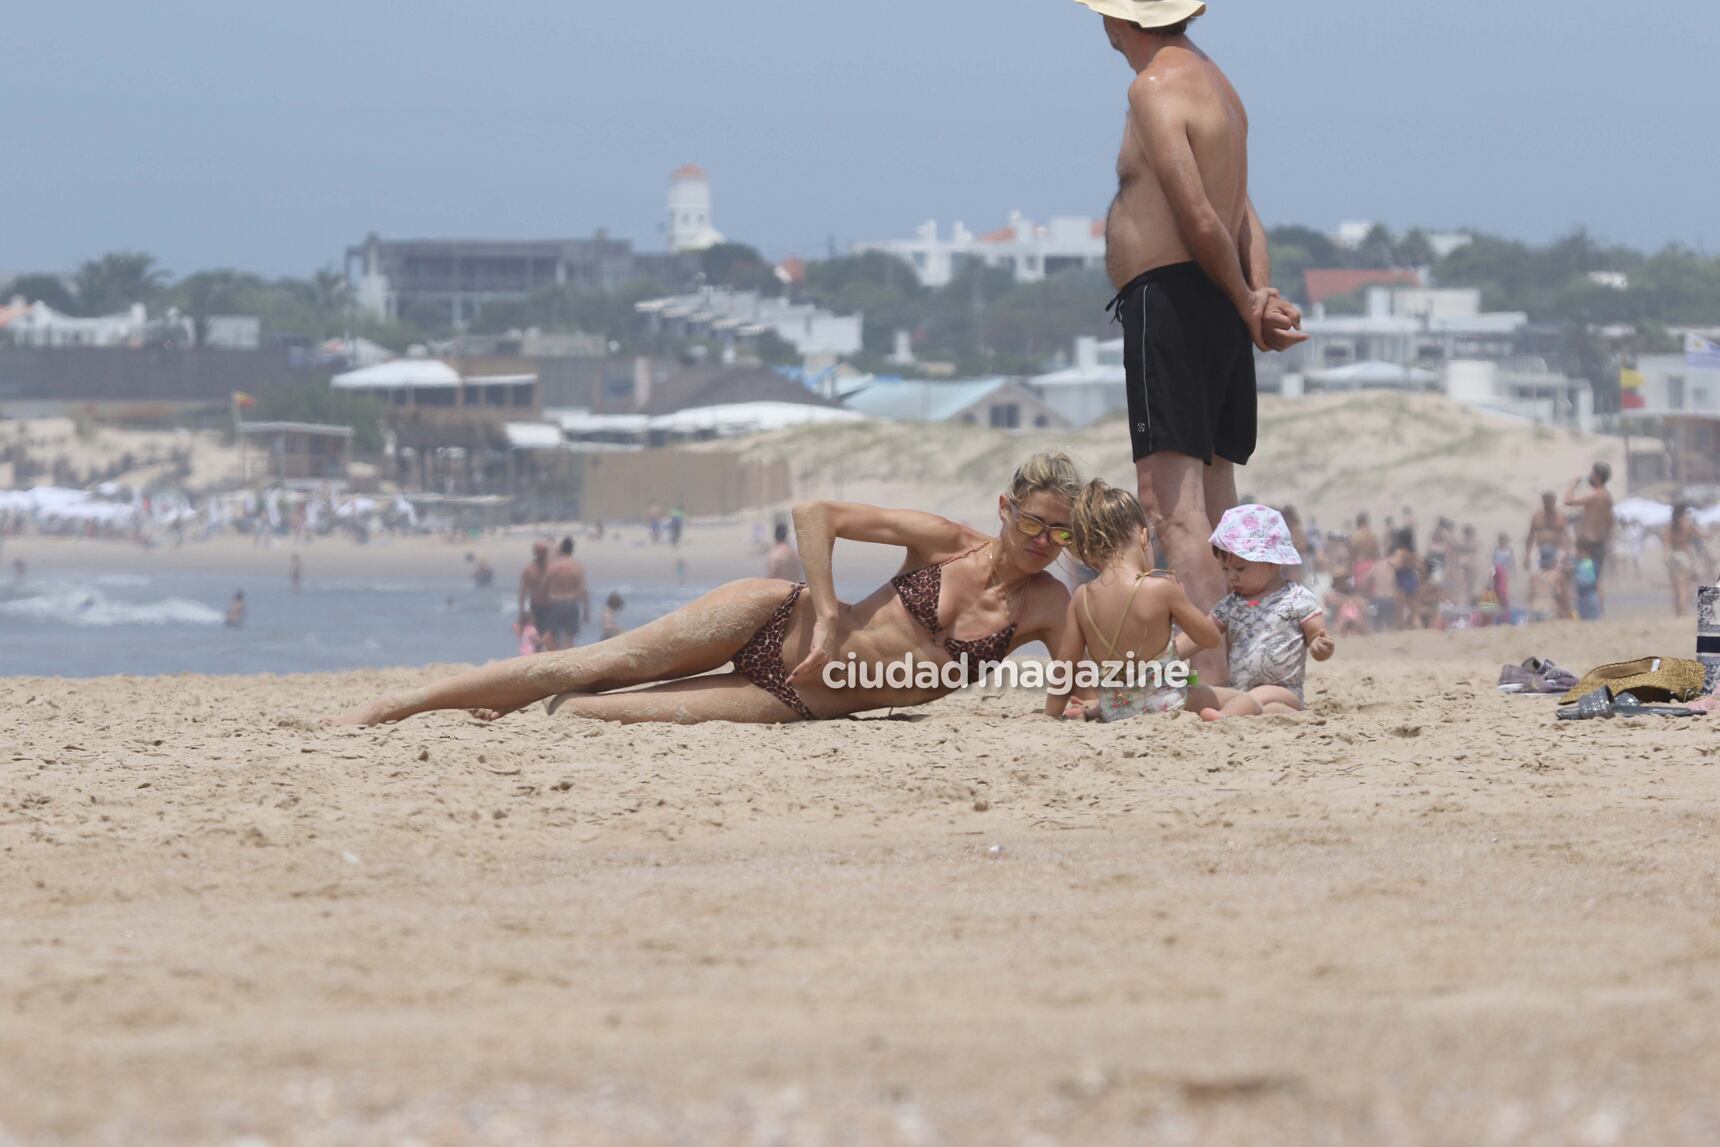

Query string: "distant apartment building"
[[1629, 355, 1720, 418], [1290, 286, 1528, 370], [636, 287, 862, 359], [855, 212, 1106, 288], [346, 233, 699, 330], [346, 166, 720, 329]]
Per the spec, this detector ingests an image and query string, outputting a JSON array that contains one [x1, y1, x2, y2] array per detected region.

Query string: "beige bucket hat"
[[1072, 0, 1207, 28], [1557, 657, 1710, 705]]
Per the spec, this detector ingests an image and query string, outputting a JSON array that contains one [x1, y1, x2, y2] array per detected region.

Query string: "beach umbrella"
[[1613, 498, 1673, 527]]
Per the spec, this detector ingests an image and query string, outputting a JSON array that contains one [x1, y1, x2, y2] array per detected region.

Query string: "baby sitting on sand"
[[1178, 504, 1335, 720], [1045, 480, 1221, 721]]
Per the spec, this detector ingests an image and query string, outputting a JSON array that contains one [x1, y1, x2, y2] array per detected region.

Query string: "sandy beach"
[[3, 614, 1716, 1144]]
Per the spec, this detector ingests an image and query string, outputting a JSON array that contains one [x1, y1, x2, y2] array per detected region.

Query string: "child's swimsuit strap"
[[1082, 571, 1158, 659]]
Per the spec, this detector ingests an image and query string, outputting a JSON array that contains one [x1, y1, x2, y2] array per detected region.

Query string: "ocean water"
[[0, 568, 727, 678]]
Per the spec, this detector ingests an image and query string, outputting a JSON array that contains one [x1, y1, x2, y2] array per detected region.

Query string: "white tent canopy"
[[647, 402, 865, 437], [331, 359, 462, 389], [545, 408, 653, 436], [503, 422, 564, 450], [1613, 498, 1674, 527]]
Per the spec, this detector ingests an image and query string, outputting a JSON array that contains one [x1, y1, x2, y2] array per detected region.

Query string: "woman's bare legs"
[[544, 673, 801, 725], [327, 579, 799, 726]]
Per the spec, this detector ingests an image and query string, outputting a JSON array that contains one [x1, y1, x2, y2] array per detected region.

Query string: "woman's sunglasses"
[[1009, 502, 1074, 547]]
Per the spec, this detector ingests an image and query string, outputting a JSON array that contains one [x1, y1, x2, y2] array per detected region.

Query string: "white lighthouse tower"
[[667, 164, 725, 253]]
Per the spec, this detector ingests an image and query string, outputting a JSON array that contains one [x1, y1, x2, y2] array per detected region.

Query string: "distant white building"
[[1630, 355, 1720, 417], [636, 287, 862, 359], [1029, 337, 1127, 428], [667, 164, 725, 254], [856, 211, 1106, 288], [1292, 286, 1527, 370], [2, 300, 150, 347]]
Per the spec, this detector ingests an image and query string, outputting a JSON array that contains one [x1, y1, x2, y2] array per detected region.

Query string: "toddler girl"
[[1046, 481, 1221, 721], [1184, 504, 1335, 720]]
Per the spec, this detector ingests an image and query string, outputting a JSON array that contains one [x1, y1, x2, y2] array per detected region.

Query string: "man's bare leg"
[[1138, 452, 1227, 685], [327, 579, 797, 726], [1202, 457, 1239, 531]]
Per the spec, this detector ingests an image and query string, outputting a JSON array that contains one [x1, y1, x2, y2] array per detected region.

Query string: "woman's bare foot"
[[1200, 708, 1226, 722], [323, 700, 398, 727]]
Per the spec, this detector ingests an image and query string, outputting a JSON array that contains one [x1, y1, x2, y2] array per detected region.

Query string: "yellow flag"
[[1619, 368, 1644, 391]]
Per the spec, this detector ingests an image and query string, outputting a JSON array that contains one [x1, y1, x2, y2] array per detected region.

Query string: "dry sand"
[[3, 616, 1717, 1145]]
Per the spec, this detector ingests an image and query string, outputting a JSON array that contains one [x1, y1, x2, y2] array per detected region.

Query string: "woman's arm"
[[787, 501, 970, 686], [1043, 591, 1088, 718]]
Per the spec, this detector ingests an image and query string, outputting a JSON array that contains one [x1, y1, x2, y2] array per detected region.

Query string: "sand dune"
[[729, 391, 1627, 544], [3, 615, 1716, 1144]]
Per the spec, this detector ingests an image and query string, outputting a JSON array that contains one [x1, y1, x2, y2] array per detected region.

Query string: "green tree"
[[802, 253, 924, 358], [1394, 229, 1436, 267], [1357, 223, 1397, 268], [1266, 225, 1341, 267], [175, 269, 258, 346], [73, 251, 167, 315], [2, 273, 79, 313], [699, 243, 782, 296]]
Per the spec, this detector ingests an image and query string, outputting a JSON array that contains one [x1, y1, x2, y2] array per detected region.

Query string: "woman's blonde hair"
[[1006, 451, 1083, 505], [1072, 479, 1148, 568]]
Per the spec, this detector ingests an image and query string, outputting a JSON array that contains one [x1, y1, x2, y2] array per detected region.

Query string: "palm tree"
[[73, 252, 167, 316]]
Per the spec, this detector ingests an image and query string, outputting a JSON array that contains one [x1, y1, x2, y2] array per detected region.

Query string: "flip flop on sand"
[[1556, 688, 1702, 721]]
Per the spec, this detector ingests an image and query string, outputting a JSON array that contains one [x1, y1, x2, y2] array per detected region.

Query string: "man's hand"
[[1262, 296, 1308, 352], [1241, 288, 1275, 352]]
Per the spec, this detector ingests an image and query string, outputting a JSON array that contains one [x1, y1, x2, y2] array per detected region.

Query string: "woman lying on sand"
[[329, 453, 1081, 726]]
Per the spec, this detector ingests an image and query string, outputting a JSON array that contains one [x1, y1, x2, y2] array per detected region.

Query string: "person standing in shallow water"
[[1080, 0, 1305, 686], [765, 522, 804, 582], [540, 537, 590, 651], [517, 540, 551, 640]]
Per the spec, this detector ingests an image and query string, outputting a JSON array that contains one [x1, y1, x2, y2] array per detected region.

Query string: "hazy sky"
[[2, 0, 1712, 279]]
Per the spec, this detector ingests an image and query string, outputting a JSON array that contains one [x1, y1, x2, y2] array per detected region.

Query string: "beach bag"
[[1700, 584, 1720, 694]]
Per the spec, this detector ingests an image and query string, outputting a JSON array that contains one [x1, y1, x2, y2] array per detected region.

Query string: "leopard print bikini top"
[[890, 546, 1017, 672]]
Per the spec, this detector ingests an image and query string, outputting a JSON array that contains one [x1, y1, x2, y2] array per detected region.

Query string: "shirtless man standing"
[[541, 537, 591, 651], [1522, 491, 1571, 615], [1524, 492, 1572, 575], [1081, 0, 1304, 682], [1565, 462, 1615, 611]]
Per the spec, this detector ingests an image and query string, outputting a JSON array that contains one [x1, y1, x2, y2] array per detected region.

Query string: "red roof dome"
[[671, 163, 708, 180]]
